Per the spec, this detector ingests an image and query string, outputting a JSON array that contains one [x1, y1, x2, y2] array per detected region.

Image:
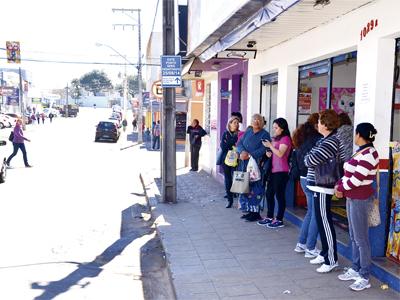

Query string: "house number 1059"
[[360, 19, 378, 41]]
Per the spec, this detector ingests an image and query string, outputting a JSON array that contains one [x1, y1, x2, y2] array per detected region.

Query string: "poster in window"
[[319, 88, 355, 121], [298, 92, 312, 114]]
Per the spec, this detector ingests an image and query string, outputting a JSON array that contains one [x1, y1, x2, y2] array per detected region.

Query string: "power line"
[[0, 57, 160, 66]]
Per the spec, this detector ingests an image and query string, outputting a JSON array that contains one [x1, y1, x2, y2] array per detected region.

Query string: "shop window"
[[392, 40, 400, 142], [260, 73, 278, 132]]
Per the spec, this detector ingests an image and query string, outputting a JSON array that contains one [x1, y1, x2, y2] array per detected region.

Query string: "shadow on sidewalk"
[[30, 203, 154, 300]]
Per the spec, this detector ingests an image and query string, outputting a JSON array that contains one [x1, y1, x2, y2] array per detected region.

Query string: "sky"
[[0, 0, 161, 91]]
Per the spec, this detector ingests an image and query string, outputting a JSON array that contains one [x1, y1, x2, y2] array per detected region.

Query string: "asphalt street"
[[0, 108, 168, 299]]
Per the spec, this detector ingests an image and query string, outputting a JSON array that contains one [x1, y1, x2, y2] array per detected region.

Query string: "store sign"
[[360, 19, 378, 41], [0, 86, 16, 96], [161, 55, 182, 88], [195, 79, 204, 97], [151, 80, 163, 99], [6, 41, 21, 63], [6, 88, 19, 105], [216, 49, 257, 59]]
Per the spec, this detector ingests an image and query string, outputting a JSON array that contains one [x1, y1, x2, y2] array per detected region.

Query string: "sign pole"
[[162, 0, 177, 203]]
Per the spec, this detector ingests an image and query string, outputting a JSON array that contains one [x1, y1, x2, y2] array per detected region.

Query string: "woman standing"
[[187, 119, 207, 171], [304, 109, 345, 273], [6, 119, 32, 168], [236, 113, 270, 221], [337, 112, 354, 162], [292, 113, 322, 257], [218, 117, 239, 208], [259, 118, 292, 228], [335, 123, 379, 291]]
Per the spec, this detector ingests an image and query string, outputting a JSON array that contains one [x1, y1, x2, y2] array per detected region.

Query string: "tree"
[[70, 78, 82, 102], [115, 75, 146, 98], [79, 70, 113, 96]]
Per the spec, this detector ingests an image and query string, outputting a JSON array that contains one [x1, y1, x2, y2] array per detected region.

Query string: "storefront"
[[260, 73, 278, 132], [386, 38, 400, 264], [295, 51, 358, 228]]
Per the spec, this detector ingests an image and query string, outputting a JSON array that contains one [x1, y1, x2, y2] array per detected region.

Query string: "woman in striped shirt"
[[304, 109, 346, 273], [334, 123, 379, 291]]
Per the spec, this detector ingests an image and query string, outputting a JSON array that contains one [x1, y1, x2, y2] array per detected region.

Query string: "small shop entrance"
[[296, 51, 357, 230], [260, 73, 278, 132]]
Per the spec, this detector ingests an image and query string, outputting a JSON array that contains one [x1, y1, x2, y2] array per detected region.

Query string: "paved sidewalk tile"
[[145, 169, 399, 300]]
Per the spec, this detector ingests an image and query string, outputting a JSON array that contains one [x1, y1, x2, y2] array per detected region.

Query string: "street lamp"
[[95, 43, 131, 115]]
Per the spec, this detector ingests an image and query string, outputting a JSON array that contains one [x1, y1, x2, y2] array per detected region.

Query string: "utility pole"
[[162, 0, 177, 203], [112, 8, 143, 144], [18, 68, 25, 127]]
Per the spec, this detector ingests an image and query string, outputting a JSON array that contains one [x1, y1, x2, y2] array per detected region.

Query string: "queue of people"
[[207, 109, 379, 292]]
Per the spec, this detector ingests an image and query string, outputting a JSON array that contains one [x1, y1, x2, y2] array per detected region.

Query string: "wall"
[[248, 0, 400, 159]]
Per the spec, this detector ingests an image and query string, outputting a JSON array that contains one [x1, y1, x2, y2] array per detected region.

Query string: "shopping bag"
[[230, 171, 249, 194], [368, 198, 381, 227], [224, 147, 238, 167], [247, 156, 261, 182]]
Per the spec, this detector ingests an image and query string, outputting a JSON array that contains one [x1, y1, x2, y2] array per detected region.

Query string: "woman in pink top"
[[259, 118, 292, 228]]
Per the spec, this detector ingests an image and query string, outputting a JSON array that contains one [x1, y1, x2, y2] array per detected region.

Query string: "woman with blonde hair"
[[217, 116, 240, 208]]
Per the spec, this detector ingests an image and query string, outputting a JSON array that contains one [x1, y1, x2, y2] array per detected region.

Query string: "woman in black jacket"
[[217, 116, 239, 208]]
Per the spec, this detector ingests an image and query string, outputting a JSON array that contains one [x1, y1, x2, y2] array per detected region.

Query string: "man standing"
[[152, 120, 161, 150], [186, 119, 207, 171]]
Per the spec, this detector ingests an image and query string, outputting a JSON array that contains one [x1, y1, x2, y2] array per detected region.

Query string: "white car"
[[0, 114, 12, 129]]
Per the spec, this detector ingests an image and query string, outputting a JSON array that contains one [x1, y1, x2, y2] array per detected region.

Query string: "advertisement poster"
[[319, 88, 355, 121], [387, 142, 400, 263], [298, 92, 312, 114]]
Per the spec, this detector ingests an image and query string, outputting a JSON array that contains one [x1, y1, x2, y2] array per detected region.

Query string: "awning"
[[199, 0, 301, 62]]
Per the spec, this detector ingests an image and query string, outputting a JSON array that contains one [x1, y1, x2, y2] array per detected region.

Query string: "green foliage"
[[70, 78, 82, 100], [79, 70, 113, 96], [115, 75, 145, 97]]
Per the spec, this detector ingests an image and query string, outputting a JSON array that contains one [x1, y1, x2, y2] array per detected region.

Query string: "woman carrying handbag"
[[334, 123, 379, 292], [217, 116, 239, 208], [304, 110, 346, 273]]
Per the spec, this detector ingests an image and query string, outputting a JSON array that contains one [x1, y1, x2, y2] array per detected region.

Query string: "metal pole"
[[137, 9, 144, 144], [66, 84, 69, 117], [124, 59, 128, 115], [162, 0, 177, 203], [18, 68, 25, 127]]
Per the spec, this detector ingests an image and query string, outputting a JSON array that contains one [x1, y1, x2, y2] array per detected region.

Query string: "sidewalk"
[[142, 168, 399, 300]]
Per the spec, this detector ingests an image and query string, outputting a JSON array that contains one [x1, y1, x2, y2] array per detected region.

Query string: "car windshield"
[[98, 122, 115, 129]]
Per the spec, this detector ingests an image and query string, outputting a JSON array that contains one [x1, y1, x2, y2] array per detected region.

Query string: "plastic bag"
[[247, 156, 261, 182], [225, 146, 238, 167]]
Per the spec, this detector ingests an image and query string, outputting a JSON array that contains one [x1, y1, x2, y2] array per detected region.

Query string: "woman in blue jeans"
[[292, 114, 322, 257], [6, 119, 32, 168]]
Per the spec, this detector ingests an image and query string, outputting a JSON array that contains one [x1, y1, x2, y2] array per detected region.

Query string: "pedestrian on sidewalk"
[[152, 121, 161, 150], [6, 119, 32, 168], [132, 118, 137, 131], [304, 109, 346, 273], [49, 112, 54, 123], [337, 112, 354, 162], [291, 113, 322, 258], [236, 113, 270, 221], [187, 119, 207, 171], [217, 116, 239, 208], [122, 118, 128, 132], [41, 113, 45, 124], [36, 112, 40, 125], [335, 123, 379, 291], [260, 118, 292, 228]]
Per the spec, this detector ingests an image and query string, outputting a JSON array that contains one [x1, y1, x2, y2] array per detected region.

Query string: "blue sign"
[[161, 55, 182, 87]]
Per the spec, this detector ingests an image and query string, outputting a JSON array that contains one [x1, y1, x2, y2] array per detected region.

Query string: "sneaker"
[[310, 255, 325, 265], [304, 248, 320, 258], [257, 218, 273, 226], [294, 243, 306, 253], [240, 213, 251, 219], [338, 268, 361, 281], [245, 212, 262, 222], [266, 220, 284, 228], [25, 165, 33, 168], [349, 278, 371, 291], [316, 262, 339, 273]]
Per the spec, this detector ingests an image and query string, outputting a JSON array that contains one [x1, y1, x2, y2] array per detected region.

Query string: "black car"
[[95, 121, 120, 142]]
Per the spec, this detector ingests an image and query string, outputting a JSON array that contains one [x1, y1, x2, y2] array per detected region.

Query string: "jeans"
[[347, 197, 373, 279], [190, 144, 201, 170], [222, 163, 234, 202], [266, 172, 289, 221], [152, 136, 160, 149], [7, 143, 29, 166], [298, 177, 319, 250]]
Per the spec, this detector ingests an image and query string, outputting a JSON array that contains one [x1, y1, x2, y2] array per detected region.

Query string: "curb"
[[139, 172, 178, 300]]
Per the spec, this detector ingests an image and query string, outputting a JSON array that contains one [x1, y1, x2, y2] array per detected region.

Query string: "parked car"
[[0, 140, 7, 183], [0, 114, 12, 129], [95, 121, 120, 142]]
